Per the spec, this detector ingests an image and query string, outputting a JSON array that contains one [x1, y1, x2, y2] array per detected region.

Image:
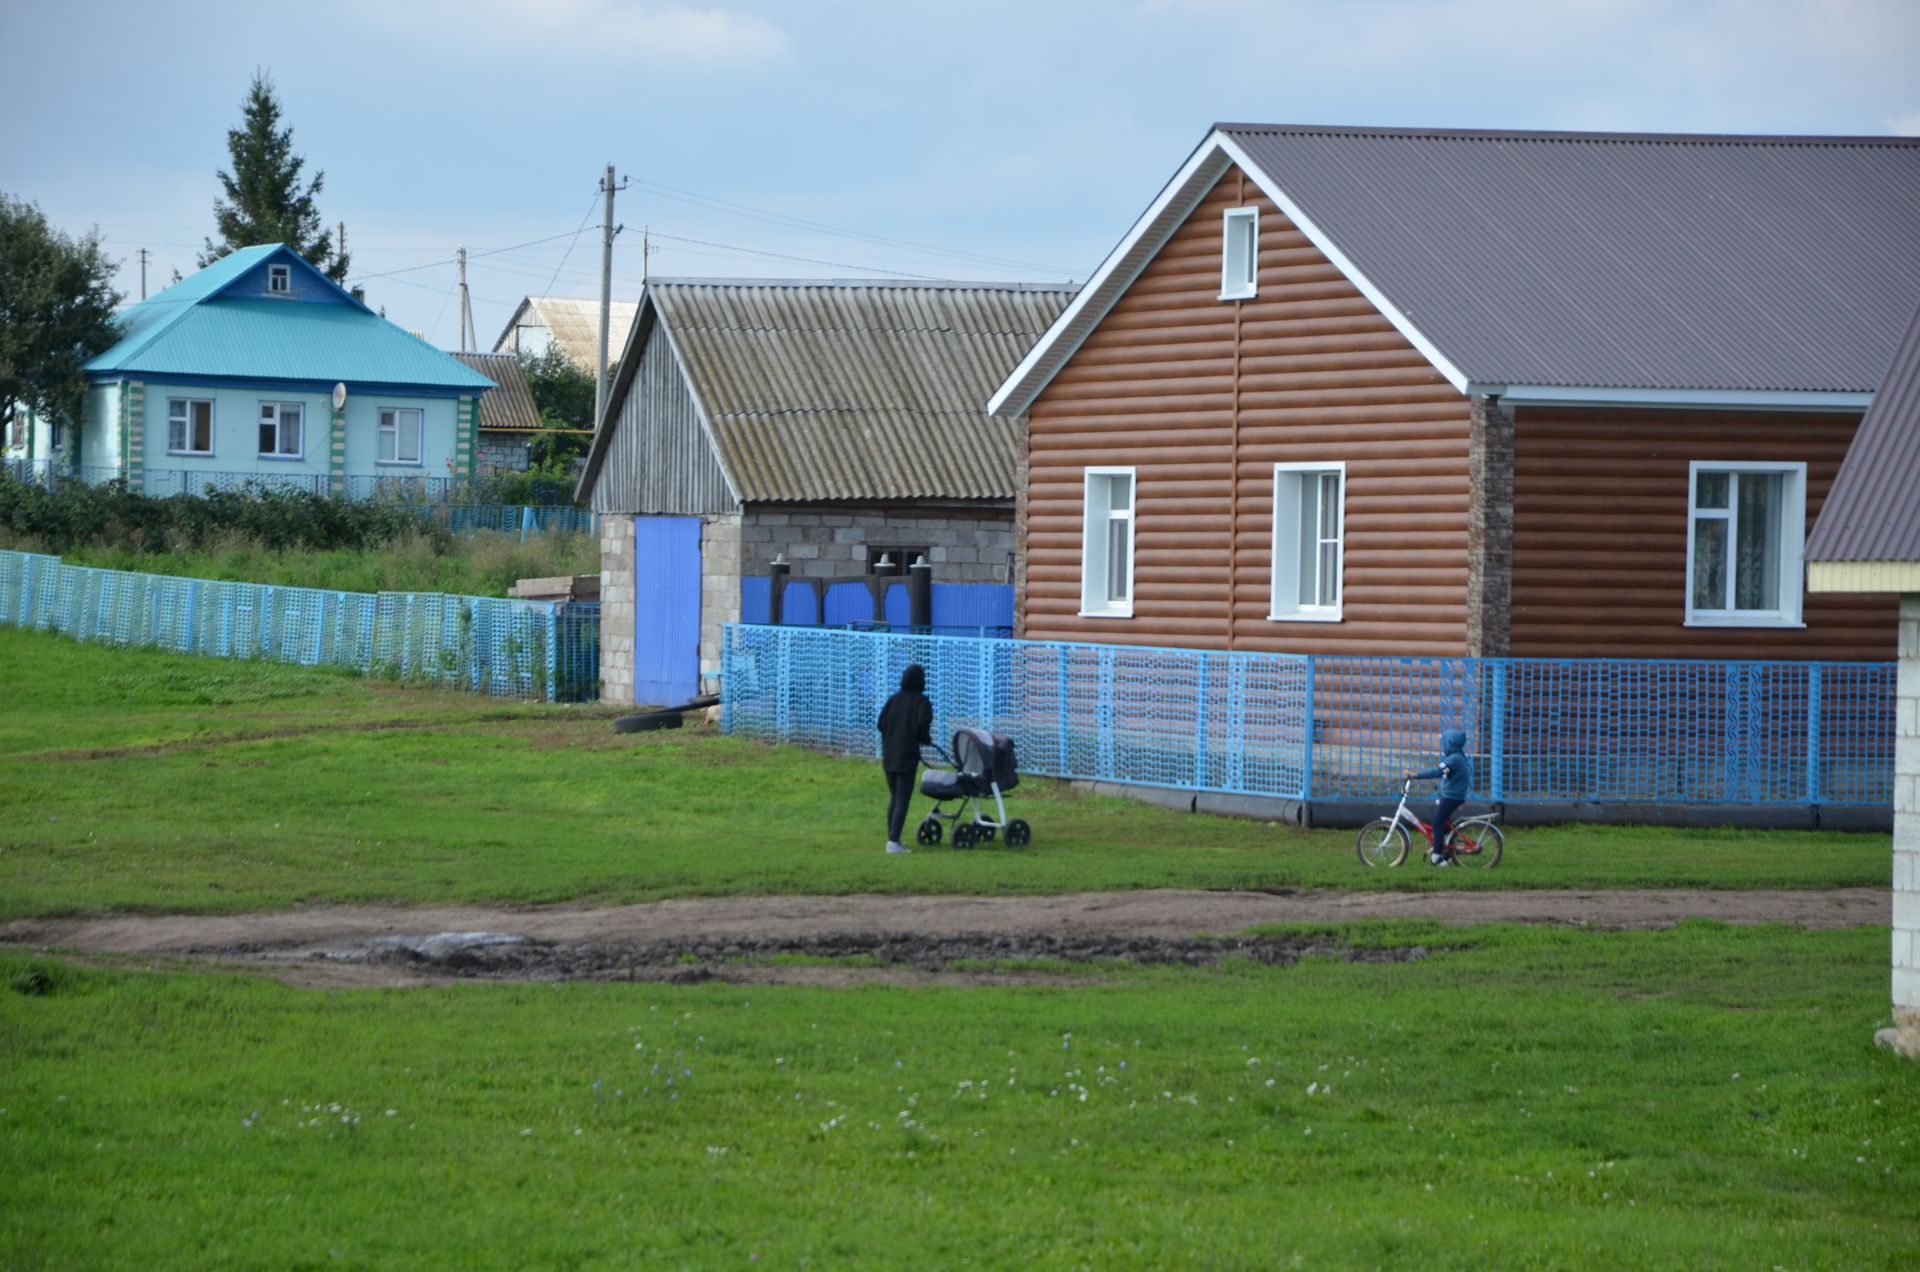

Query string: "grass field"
[[0, 626, 1893, 919], [50, 526, 599, 598], [5, 923, 1918, 1267]]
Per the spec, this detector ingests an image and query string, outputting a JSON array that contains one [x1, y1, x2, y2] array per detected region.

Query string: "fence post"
[[776, 627, 792, 740], [1806, 662, 1822, 809], [1096, 645, 1116, 780], [1226, 655, 1247, 793], [1056, 645, 1070, 773], [1490, 659, 1508, 803], [1301, 655, 1316, 802], [1194, 653, 1210, 789]]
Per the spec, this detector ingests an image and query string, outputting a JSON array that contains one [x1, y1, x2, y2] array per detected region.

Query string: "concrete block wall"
[[700, 514, 743, 695], [737, 509, 1014, 584], [476, 435, 532, 476], [599, 514, 635, 706], [1895, 594, 1920, 1036]]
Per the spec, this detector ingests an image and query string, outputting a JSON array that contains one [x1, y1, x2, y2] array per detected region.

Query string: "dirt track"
[[2, 888, 1885, 989]]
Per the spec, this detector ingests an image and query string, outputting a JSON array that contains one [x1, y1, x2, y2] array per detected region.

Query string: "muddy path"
[[2, 888, 1884, 990]]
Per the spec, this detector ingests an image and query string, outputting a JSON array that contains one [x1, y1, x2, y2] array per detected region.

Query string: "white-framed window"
[[378, 407, 423, 464], [1220, 207, 1258, 300], [258, 402, 304, 458], [1080, 467, 1136, 618], [6, 410, 23, 450], [1685, 461, 1806, 627], [167, 398, 214, 455], [1270, 462, 1346, 621], [268, 264, 291, 295], [49, 419, 65, 452]]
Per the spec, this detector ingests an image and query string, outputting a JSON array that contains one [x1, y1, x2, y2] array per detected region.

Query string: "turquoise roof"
[[84, 244, 494, 391]]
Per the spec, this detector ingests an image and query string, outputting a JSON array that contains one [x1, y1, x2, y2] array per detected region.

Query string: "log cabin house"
[[989, 124, 1920, 662]]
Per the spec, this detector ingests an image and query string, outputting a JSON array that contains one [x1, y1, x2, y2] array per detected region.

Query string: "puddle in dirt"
[[208, 930, 1430, 983]]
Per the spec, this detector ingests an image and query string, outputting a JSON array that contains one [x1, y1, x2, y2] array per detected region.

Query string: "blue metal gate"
[[633, 516, 701, 705]]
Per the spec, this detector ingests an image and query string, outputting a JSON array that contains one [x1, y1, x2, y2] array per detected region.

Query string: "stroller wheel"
[[979, 824, 996, 842], [1005, 818, 1031, 848], [952, 823, 980, 850], [915, 818, 942, 847]]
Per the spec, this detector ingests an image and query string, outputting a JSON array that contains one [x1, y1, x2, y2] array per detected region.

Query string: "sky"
[[4, 0, 1918, 350]]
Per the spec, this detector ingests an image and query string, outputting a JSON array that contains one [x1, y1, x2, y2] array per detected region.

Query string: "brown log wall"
[[1509, 406, 1896, 659], [1024, 165, 1474, 654]]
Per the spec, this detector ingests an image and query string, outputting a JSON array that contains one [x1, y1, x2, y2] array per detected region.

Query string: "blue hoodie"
[[1414, 728, 1473, 800]]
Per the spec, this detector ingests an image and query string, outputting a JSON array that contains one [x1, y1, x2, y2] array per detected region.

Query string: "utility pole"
[[337, 222, 347, 266], [596, 163, 628, 432], [457, 246, 474, 352], [137, 248, 150, 300], [642, 226, 650, 283]]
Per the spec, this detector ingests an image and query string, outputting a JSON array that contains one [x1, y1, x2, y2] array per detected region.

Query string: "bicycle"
[[1355, 777, 1504, 868]]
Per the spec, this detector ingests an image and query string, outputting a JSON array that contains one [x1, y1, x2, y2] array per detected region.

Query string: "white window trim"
[[166, 397, 215, 457], [1219, 206, 1258, 301], [267, 263, 292, 295], [1079, 466, 1136, 619], [377, 406, 424, 466], [1683, 459, 1806, 629], [1269, 461, 1347, 622], [257, 401, 305, 460]]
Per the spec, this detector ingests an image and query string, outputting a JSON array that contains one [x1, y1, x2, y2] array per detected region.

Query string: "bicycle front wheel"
[[1356, 818, 1410, 868], [1451, 820, 1504, 868]]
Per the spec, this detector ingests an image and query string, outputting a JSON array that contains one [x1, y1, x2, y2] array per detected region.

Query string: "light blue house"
[[20, 244, 496, 498]]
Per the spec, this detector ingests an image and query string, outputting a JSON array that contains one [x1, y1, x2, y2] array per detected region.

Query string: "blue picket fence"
[[721, 624, 1896, 808], [0, 550, 601, 703]]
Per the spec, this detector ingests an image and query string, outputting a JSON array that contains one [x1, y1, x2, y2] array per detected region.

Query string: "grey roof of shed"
[[491, 296, 640, 373], [1806, 299, 1920, 564], [449, 352, 543, 432], [992, 123, 1920, 414], [581, 278, 1075, 504]]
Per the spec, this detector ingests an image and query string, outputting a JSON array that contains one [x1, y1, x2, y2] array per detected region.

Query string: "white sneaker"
[[886, 841, 910, 854]]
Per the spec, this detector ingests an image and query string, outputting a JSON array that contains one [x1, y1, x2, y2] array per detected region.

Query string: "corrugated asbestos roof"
[[495, 296, 640, 373], [450, 352, 544, 431], [1217, 124, 1920, 393], [86, 244, 494, 391], [585, 279, 1075, 503], [1806, 300, 1920, 563]]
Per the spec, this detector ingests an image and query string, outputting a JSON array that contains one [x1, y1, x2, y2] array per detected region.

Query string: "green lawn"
[[0, 626, 1892, 919], [4, 923, 1917, 1267]]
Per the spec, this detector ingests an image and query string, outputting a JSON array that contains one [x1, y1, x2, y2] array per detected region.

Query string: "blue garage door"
[[633, 516, 701, 705]]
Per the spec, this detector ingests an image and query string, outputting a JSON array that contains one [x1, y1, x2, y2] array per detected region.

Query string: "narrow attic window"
[[268, 264, 291, 295], [1220, 208, 1258, 300]]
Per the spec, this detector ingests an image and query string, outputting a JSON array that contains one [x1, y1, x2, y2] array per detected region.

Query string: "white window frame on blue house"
[[258, 402, 304, 459], [1269, 461, 1346, 621], [1080, 467, 1136, 618], [166, 398, 214, 456], [1684, 459, 1806, 628], [268, 264, 291, 295], [378, 407, 423, 465]]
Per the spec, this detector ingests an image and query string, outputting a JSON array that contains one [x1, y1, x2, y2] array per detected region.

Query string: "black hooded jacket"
[[876, 664, 933, 772]]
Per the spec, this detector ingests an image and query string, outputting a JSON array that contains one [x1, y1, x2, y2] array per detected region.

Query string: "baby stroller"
[[916, 726, 1032, 849]]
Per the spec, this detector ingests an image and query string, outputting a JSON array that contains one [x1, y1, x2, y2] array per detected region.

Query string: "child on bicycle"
[[1406, 727, 1473, 867]]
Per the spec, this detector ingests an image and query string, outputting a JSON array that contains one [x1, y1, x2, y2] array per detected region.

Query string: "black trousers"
[[885, 768, 917, 842], [1431, 796, 1464, 853]]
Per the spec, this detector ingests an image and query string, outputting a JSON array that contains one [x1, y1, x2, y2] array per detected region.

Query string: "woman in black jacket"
[[876, 664, 933, 854]]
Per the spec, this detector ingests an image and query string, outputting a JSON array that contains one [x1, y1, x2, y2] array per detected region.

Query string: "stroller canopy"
[[953, 726, 1020, 793]]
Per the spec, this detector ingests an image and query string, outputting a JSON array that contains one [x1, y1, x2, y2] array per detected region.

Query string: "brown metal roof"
[[449, 351, 544, 432], [994, 124, 1920, 415], [1806, 300, 1920, 564], [586, 279, 1074, 504]]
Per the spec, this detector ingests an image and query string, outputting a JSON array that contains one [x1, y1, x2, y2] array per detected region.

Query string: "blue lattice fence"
[[722, 625, 1895, 808], [0, 550, 601, 702]]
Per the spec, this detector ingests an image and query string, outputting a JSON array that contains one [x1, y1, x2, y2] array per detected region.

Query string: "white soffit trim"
[[986, 138, 1235, 417], [1484, 383, 1874, 411], [1213, 132, 1472, 396]]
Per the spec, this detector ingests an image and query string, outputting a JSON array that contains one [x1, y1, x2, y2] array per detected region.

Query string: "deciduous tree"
[[0, 193, 122, 425]]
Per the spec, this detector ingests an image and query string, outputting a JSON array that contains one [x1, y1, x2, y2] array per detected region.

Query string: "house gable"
[[589, 307, 738, 516]]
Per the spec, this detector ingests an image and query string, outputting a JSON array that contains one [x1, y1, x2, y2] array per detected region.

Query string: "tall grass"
[[42, 527, 598, 597]]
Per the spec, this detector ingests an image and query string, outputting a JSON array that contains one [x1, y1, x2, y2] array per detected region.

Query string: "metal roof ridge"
[[1212, 121, 1920, 147], [645, 276, 1077, 291]]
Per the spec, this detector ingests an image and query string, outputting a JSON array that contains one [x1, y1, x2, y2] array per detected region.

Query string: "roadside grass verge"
[[3, 923, 1916, 1267], [0, 626, 1891, 919]]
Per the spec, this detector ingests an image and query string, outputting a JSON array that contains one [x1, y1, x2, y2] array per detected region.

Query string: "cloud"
[[1890, 113, 1920, 136], [358, 0, 789, 68]]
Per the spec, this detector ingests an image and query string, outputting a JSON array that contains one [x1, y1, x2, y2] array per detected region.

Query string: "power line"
[[628, 176, 1077, 276], [542, 191, 602, 295], [637, 230, 947, 280], [345, 229, 586, 283]]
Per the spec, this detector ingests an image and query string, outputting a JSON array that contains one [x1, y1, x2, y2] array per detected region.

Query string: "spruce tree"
[[200, 74, 349, 282]]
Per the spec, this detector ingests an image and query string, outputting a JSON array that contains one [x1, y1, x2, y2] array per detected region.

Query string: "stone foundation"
[[477, 434, 532, 476]]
